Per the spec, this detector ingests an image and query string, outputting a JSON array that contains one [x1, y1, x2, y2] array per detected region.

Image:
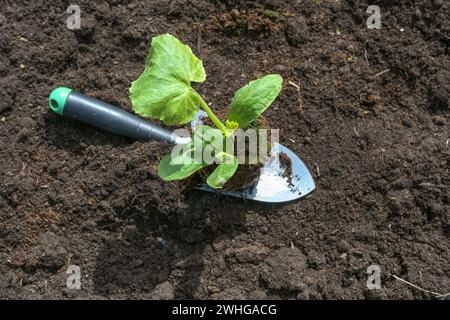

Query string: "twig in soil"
[[374, 69, 390, 77], [288, 80, 300, 90], [364, 40, 370, 65], [288, 80, 304, 113], [20, 162, 28, 175], [315, 163, 320, 178], [353, 127, 360, 137], [391, 274, 448, 299], [122, 196, 137, 214]]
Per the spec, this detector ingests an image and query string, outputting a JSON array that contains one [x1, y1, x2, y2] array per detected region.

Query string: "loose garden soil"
[[0, 0, 449, 299]]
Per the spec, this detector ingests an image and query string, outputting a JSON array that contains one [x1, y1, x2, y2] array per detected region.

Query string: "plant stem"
[[196, 93, 229, 135]]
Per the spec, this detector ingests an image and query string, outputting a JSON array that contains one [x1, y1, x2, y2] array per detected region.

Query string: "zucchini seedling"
[[129, 34, 283, 189]]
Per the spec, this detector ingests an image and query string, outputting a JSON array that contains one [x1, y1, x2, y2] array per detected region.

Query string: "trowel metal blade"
[[190, 110, 315, 203], [195, 142, 315, 203]]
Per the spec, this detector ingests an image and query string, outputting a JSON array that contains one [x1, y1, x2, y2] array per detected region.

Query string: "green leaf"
[[206, 154, 239, 189], [158, 125, 229, 183], [226, 74, 283, 128], [129, 34, 205, 125], [195, 125, 225, 162], [158, 140, 205, 181], [193, 124, 223, 143], [158, 153, 206, 181]]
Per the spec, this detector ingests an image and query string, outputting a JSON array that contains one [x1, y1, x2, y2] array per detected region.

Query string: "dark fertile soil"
[[0, 0, 449, 299]]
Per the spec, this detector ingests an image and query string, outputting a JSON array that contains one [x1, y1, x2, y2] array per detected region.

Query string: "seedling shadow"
[[44, 108, 291, 296], [92, 190, 280, 298]]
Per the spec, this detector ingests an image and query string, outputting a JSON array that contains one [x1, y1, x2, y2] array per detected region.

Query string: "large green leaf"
[[206, 154, 239, 189], [129, 34, 205, 125], [158, 125, 229, 182], [226, 74, 283, 128], [158, 153, 206, 181], [158, 139, 205, 181]]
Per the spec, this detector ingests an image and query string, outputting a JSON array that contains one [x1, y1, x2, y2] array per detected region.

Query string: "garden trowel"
[[49, 87, 315, 203]]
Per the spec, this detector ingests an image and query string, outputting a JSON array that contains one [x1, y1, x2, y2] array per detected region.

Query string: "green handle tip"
[[49, 87, 72, 115]]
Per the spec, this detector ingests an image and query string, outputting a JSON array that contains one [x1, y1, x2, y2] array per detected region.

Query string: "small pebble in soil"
[[414, 9, 422, 18], [273, 64, 285, 72]]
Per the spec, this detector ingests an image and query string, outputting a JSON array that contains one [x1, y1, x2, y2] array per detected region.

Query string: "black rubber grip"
[[63, 91, 177, 144]]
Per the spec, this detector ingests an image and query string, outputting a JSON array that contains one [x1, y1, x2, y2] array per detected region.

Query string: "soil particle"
[[222, 164, 261, 190], [25, 232, 68, 271], [211, 288, 246, 300], [0, 195, 7, 208], [278, 151, 292, 184], [297, 285, 312, 300], [224, 243, 268, 264], [122, 225, 139, 241], [431, 115, 446, 126], [0, 99, 11, 113], [307, 250, 326, 269], [261, 247, 307, 291], [46, 163, 59, 176], [181, 228, 206, 244], [0, 268, 20, 290], [386, 189, 415, 217], [430, 70, 450, 111], [273, 64, 285, 72], [212, 236, 229, 252], [17, 116, 35, 129], [248, 288, 268, 300], [149, 281, 175, 300], [285, 17, 309, 47], [15, 128, 29, 143], [74, 17, 96, 41], [20, 286, 43, 299]]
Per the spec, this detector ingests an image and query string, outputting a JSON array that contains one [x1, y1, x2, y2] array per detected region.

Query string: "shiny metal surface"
[[191, 111, 315, 203], [195, 143, 315, 203]]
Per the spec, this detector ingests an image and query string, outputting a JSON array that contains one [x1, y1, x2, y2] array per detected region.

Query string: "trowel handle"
[[49, 87, 178, 144]]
